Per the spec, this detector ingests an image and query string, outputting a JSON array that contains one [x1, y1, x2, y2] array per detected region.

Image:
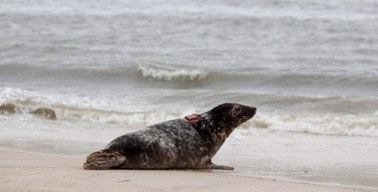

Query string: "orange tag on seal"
[[185, 113, 201, 121]]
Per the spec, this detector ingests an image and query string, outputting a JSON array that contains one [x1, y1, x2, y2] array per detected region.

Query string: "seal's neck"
[[195, 112, 235, 156]]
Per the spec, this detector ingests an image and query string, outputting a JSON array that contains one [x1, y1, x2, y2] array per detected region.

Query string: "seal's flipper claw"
[[83, 151, 126, 170], [206, 163, 234, 170]]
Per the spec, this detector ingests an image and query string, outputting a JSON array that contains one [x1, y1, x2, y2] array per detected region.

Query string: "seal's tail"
[[83, 150, 126, 170]]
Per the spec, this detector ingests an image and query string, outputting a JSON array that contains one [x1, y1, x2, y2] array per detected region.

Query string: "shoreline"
[[0, 148, 375, 192]]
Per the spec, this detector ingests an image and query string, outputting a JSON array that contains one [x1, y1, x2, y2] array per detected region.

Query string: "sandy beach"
[[0, 148, 374, 192], [1, 0, 378, 191]]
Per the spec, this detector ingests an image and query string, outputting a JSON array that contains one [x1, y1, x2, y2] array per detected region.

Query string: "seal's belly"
[[120, 126, 206, 169]]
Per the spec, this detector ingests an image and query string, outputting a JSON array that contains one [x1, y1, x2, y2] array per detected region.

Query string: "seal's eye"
[[231, 106, 242, 117]]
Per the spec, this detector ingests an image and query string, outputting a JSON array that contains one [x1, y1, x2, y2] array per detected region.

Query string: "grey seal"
[[83, 103, 256, 170]]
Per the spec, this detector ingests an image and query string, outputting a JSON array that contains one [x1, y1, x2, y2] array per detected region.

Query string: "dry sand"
[[0, 148, 374, 192]]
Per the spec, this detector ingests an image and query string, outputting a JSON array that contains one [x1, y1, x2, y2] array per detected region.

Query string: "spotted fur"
[[83, 103, 256, 170]]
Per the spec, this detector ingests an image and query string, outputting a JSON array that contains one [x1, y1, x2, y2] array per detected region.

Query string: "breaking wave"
[[137, 63, 208, 81], [1, 101, 377, 137], [252, 113, 378, 137], [0, 87, 377, 137]]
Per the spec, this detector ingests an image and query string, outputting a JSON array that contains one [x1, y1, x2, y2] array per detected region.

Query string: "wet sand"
[[0, 148, 373, 192]]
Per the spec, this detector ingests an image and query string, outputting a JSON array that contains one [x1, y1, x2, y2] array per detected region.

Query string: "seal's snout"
[[244, 106, 256, 119], [250, 106, 256, 114]]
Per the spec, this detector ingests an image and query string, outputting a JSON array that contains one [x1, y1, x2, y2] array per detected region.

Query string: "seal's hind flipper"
[[83, 150, 126, 170]]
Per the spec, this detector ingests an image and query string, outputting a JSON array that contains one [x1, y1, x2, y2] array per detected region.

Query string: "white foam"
[[1, 87, 377, 137], [0, 88, 177, 127], [0, 87, 151, 112], [0, 87, 31, 103], [138, 64, 208, 81], [253, 113, 378, 137]]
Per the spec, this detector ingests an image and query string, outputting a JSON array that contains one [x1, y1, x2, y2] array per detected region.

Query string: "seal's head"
[[209, 103, 256, 134]]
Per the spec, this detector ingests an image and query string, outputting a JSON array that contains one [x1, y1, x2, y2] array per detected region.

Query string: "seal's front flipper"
[[83, 150, 126, 170], [206, 163, 234, 170]]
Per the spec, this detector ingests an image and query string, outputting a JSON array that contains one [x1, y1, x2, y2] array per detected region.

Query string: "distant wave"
[[1, 63, 377, 91], [137, 64, 208, 81], [0, 63, 209, 83]]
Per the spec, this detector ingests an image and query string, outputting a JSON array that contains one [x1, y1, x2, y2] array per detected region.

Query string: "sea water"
[[0, 0, 377, 189]]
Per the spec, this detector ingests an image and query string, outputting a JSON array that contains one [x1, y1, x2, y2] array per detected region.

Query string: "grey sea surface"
[[0, 0, 377, 189]]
